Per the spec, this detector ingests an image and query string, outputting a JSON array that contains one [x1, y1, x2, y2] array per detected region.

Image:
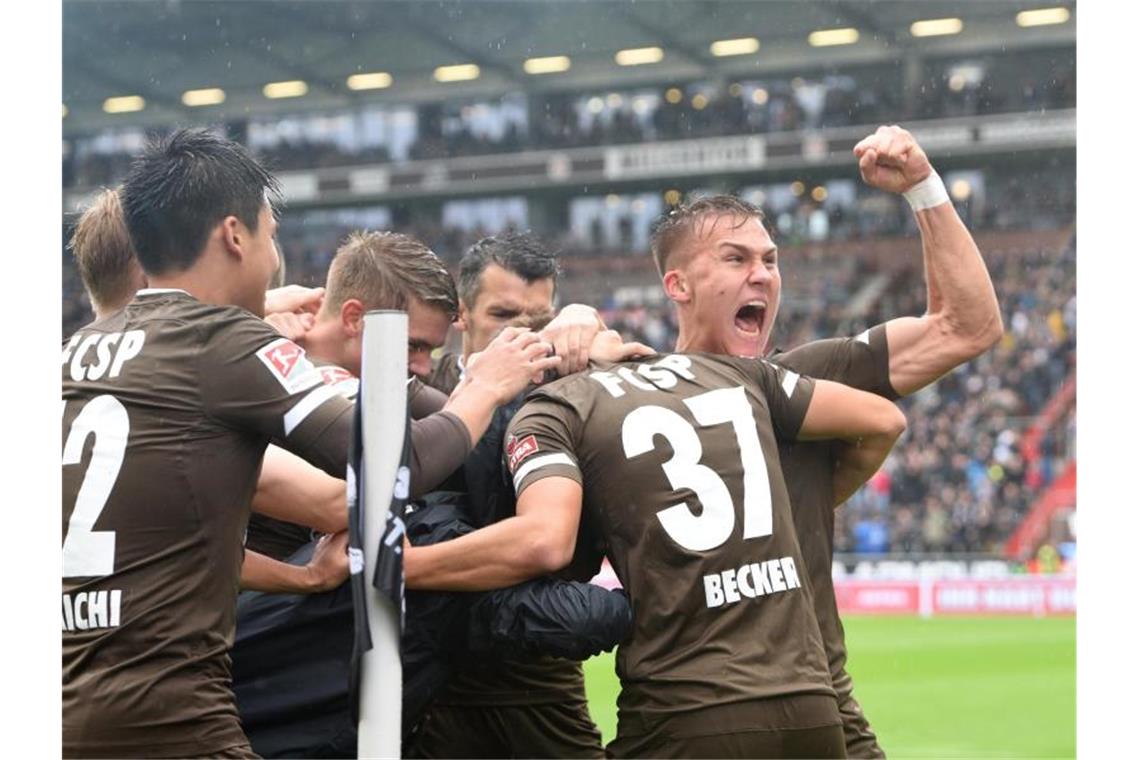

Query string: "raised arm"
[[404, 476, 583, 592], [854, 125, 1004, 396], [799, 379, 907, 504]]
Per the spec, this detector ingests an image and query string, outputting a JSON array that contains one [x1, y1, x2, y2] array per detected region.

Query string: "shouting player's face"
[[666, 213, 781, 358]]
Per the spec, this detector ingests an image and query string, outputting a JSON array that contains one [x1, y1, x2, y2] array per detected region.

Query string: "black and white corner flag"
[[346, 391, 410, 718]]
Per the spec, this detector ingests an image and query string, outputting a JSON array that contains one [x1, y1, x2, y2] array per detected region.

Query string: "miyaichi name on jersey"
[[703, 556, 803, 609], [62, 589, 123, 631]]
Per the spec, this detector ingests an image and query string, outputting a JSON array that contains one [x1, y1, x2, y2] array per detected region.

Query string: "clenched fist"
[[853, 125, 934, 195]]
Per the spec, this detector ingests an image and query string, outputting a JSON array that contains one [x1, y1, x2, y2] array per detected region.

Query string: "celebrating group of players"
[[62, 123, 1002, 758]]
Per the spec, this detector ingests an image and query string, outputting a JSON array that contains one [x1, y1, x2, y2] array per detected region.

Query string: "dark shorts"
[[606, 694, 845, 759], [410, 701, 604, 759]]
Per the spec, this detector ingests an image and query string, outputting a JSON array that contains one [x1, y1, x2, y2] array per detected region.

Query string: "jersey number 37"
[[623, 386, 773, 552]]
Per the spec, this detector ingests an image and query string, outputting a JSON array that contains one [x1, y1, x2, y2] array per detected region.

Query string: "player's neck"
[[146, 271, 230, 311], [674, 322, 709, 354], [146, 248, 252, 313], [303, 318, 347, 369]]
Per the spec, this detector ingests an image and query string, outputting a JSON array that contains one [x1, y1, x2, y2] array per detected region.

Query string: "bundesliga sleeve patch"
[[255, 338, 323, 394], [318, 365, 360, 399], [506, 434, 539, 474]]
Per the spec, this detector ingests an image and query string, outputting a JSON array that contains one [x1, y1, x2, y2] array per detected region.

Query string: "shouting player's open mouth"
[[734, 300, 767, 339]]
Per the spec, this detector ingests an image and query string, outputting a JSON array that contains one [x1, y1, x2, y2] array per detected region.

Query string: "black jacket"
[[234, 397, 631, 758]]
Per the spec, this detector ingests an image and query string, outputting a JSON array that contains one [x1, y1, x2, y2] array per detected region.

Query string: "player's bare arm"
[[240, 532, 349, 593], [444, 326, 562, 445], [404, 476, 583, 592], [799, 379, 907, 504], [854, 125, 1003, 396], [830, 437, 898, 508], [252, 445, 347, 534]]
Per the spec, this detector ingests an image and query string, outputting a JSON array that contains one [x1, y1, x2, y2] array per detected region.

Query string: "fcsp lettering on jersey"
[[62, 331, 146, 382], [590, 354, 697, 398], [703, 556, 802, 609], [62, 589, 123, 632]]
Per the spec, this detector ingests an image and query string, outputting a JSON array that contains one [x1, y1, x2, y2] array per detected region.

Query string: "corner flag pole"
[[358, 310, 406, 759]]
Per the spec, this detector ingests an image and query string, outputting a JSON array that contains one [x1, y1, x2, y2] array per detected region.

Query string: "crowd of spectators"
[[255, 140, 392, 172], [63, 50, 1074, 189]]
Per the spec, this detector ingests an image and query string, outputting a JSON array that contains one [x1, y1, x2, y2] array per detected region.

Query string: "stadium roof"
[[63, 0, 1076, 136]]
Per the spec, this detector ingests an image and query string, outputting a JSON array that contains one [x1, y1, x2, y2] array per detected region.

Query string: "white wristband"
[[902, 170, 950, 211]]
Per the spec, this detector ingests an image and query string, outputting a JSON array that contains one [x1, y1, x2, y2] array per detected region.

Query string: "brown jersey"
[[506, 353, 834, 723], [244, 364, 360, 561], [423, 347, 597, 710], [244, 373, 452, 561], [423, 351, 463, 395], [771, 325, 896, 755], [61, 289, 353, 758]]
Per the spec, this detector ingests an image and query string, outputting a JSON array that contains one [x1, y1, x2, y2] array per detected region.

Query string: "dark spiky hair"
[[457, 232, 559, 307], [120, 128, 281, 275]]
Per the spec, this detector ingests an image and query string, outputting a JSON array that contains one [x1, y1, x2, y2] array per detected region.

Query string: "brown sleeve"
[[754, 359, 816, 443], [200, 318, 353, 477], [772, 324, 898, 400], [408, 377, 448, 419], [409, 410, 472, 497], [504, 394, 584, 497], [424, 352, 462, 395]]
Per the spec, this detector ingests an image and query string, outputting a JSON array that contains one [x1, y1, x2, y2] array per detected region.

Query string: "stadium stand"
[[62, 48, 1074, 187], [62, 0, 1076, 574]]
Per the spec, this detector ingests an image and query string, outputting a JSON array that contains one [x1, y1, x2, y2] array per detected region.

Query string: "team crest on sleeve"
[[256, 338, 323, 394], [506, 434, 539, 473], [318, 365, 360, 399]]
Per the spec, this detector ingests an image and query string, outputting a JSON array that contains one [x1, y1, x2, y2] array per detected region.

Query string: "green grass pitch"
[[583, 615, 1075, 758]]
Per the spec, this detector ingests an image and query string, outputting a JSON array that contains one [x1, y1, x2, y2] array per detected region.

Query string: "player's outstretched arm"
[[443, 327, 562, 445], [799, 379, 907, 504], [854, 125, 1003, 396], [240, 532, 349, 593], [252, 445, 347, 534], [404, 476, 583, 592]]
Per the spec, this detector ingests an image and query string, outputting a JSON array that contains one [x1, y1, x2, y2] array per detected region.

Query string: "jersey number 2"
[[622, 386, 773, 552], [62, 395, 128, 578]]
